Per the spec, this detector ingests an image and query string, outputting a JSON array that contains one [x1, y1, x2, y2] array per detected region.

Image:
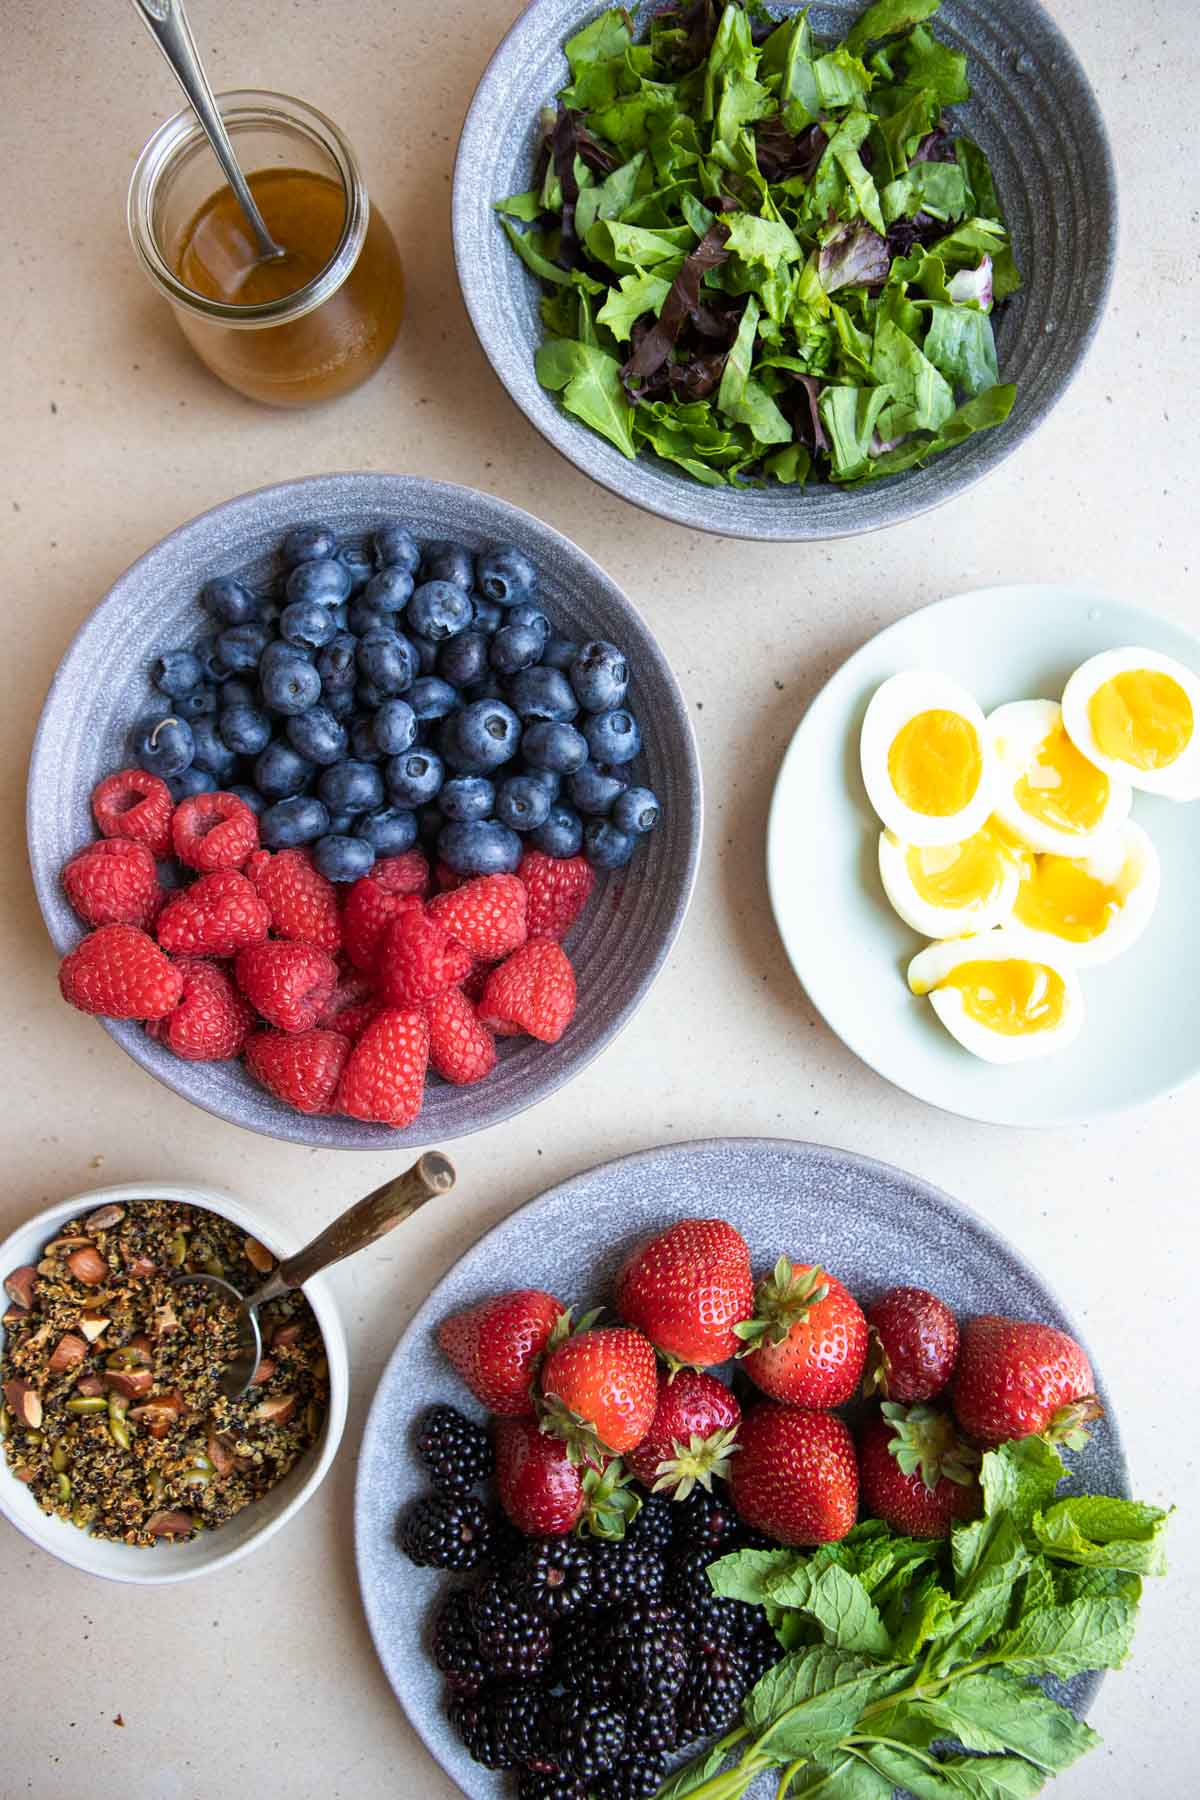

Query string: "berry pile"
[[126, 522, 661, 881]]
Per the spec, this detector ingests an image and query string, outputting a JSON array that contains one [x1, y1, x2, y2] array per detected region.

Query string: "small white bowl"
[[0, 1182, 348, 1585]]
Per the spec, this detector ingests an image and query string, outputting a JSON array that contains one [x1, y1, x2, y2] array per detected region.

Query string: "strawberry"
[[627, 1369, 741, 1498], [245, 848, 341, 952], [343, 867, 426, 971], [863, 1286, 959, 1404], [614, 1219, 754, 1372], [91, 769, 173, 859], [858, 1403, 980, 1539], [952, 1315, 1102, 1448], [519, 851, 596, 941], [244, 1028, 350, 1114], [495, 1418, 638, 1539], [437, 1289, 566, 1416], [171, 792, 259, 872], [478, 939, 576, 1043], [538, 1325, 658, 1459], [737, 1258, 868, 1409], [59, 924, 183, 1021], [426, 986, 497, 1085], [234, 940, 338, 1033], [62, 838, 163, 931], [729, 1403, 858, 1546], [146, 958, 253, 1061], [376, 906, 474, 1008], [156, 869, 271, 957], [428, 874, 527, 962], [334, 1007, 429, 1127]]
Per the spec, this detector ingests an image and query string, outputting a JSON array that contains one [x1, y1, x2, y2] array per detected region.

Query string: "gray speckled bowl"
[[355, 1137, 1127, 1798], [27, 474, 701, 1149], [454, 0, 1116, 541]]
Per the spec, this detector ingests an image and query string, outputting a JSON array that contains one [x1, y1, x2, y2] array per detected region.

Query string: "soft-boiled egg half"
[[1061, 647, 1200, 800], [907, 929, 1084, 1063], [877, 824, 1023, 938], [988, 699, 1131, 854], [861, 672, 995, 846], [1011, 819, 1160, 968]]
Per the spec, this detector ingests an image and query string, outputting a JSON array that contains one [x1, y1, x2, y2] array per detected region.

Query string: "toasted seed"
[[3, 1378, 42, 1429], [84, 1204, 126, 1233], [3, 1266, 37, 1310], [72, 1502, 96, 1528], [107, 1393, 131, 1449], [49, 1333, 88, 1374], [57, 1472, 72, 1502], [67, 1247, 108, 1285], [305, 1401, 322, 1436], [179, 1469, 211, 1490], [66, 1396, 108, 1416], [50, 1442, 69, 1474], [106, 1342, 152, 1371]]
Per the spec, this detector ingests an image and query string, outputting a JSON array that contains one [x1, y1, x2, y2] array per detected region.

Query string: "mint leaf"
[[980, 1439, 1067, 1530], [1032, 1497, 1170, 1577], [745, 1647, 902, 1759], [788, 1753, 895, 1797], [856, 1746, 1045, 1799], [707, 1546, 804, 1604], [653, 1741, 747, 1800], [917, 1669, 1100, 1772], [888, 1572, 956, 1661], [764, 1563, 892, 1657], [936, 1515, 1031, 1669], [992, 1594, 1138, 1678]]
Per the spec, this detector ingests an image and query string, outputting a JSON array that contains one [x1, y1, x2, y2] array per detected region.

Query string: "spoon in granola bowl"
[[173, 1152, 455, 1401]]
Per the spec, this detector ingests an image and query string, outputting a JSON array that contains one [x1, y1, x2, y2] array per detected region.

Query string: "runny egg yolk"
[[904, 827, 1011, 909], [1013, 855, 1127, 943], [1013, 721, 1109, 832], [1087, 669, 1194, 770], [918, 958, 1067, 1036], [888, 710, 982, 816]]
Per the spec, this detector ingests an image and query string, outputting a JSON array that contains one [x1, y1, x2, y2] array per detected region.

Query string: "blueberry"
[[324, 811, 356, 836], [261, 795, 330, 848], [530, 804, 584, 858], [438, 630, 489, 688], [439, 776, 495, 822], [407, 580, 473, 643], [420, 540, 474, 591], [228, 782, 267, 816], [254, 742, 313, 800], [337, 542, 375, 592], [442, 699, 521, 773], [354, 806, 418, 854], [192, 633, 232, 685], [167, 766, 217, 801], [507, 603, 551, 648], [408, 677, 460, 722], [348, 600, 392, 637], [261, 651, 322, 715], [495, 773, 552, 832], [463, 676, 508, 703], [326, 687, 356, 720], [542, 636, 580, 673], [373, 523, 421, 575], [200, 577, 258, 626], [318, 759, 384, 815], [132, 714, 194, 778], [281, 600, 337, 652], [188, 719, 236, 781], [285, 557, 352, 609], [286, 704, 348, 766], [261, 636, 314, 672], [331, 604, 350, 632], [356, 681, 391, 713], [506, 666, 579, 722], [349, 718, 383, 761], [571, 640, 629, 712], [583, 708, 642, 765], [364, 566, 416, 613], [216, 622, 272, 673], [521, 719, 589, 774], [490, 623, 543, 676], [521, 767, 562, 801], [357, 628, 417, 696], [438, 820, 523, 876], [476, 544, 537, 607], [174, 686, 219, 721], [386, 748, 444, 807], [314, 835, 376, 882], [282, 522, 337, 567], [219, 702, 272, 756], [470, 596, 504, 635], [152, 648, 204, 697], [613, 786, 660, 835], [220, 678, 258, 709], [567, 761, 628, 815], [585, 818, 636, 868], [413, 636, 440, 675]]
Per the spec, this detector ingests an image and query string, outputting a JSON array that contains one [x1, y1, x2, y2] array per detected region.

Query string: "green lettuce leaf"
[[717, 295, 793, 443], [881, 161, 968, 223], [596, 270, 673, 339], [923, 300, 1000, 396], [819, 384, 893, 478], [534, 338, 636, 456], [900, 23, 970, 102], [846, 1, 943, 54], [872, 317, 955, 433]]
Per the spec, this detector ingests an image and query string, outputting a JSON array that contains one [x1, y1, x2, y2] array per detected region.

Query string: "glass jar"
[[128, 90, 404, 407]]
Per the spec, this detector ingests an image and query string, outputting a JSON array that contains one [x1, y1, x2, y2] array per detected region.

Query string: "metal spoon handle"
[[128, 0, 285, 261], [259, 1153, 456, 1297]]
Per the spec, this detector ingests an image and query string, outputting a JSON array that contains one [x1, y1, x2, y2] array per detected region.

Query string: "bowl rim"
[[26, 471, 703, 1150], [0, 1180, 349, 1586], [452, 0, 1119, 541]]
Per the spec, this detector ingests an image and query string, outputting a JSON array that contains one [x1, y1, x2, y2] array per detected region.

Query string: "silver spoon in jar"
[[129, 0, 287, 263], [172, 1152, 455, 1401]]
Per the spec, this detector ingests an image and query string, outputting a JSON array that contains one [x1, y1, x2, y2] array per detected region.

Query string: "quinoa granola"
[[1, 1198, 327, 1545]]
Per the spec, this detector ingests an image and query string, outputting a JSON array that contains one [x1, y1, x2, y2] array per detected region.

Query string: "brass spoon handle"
[[255, 1154, 455, 1300]]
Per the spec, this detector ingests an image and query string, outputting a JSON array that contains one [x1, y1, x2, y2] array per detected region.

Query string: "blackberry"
[[624, 1699, 680, 1756], [483, 1504, 527, 1567], [489, 1681, 551, 1767], [448, 1693, 508, 1769], [470, 1573, 554, 1679], [672, 1484, 742, 1554], [431, 1588, 488, 1695], [516, 1772, 586, 1800], [554, 1628, 613, 1698], [740, 1616, 781, 1686], [679, 1638, 748, 1739], [587, 1539, 665, 1610], [664, 1546, 756, 1642], [592, 1751, 670, 1800], [399, 1493, 492, 1569], [414, 1403, 493, 1495], [513, 1536, 594, 1617], [624, 1491, 675, 1552], [548, 1693, 628, 1781], [601, 1600, 691, 1708]]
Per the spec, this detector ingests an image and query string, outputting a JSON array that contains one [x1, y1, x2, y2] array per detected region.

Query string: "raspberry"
[[91, 769, 173, 860], [429, 874, 528, 962], [426, 985, 497, 1085], [172, 792, 259, 872], [244, 1027, 350, 1114], [479, 940, 576, 1043], [156, 870, 271, 957], [234, 940, 338, 1033], [342, 876, 424, 972], [315, 971, 381, 1041], [245, 848, 342, 952], [519, 852, 596, 941], [435, 860, 471, 893], [373, 850, 431, 896], [335, 1007, 429, 1127], [146, 958, 253, 1061], [62, 838, 163, 931], [59, 924, 183, 1021], [376, 906, 474, 1008], [460, 962, 489, 1005]]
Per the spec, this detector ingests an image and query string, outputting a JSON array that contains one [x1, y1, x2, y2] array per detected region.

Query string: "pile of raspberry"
[[55, 771, 594, 1128]]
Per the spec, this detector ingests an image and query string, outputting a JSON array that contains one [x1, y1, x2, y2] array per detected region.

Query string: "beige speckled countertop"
[[2, 3, 1196, 1796]]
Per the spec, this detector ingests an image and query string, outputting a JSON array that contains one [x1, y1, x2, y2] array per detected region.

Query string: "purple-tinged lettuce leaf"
[[946, 253, 994, 310], [819, 221, 891, 293], [620, 221, 731, 389]]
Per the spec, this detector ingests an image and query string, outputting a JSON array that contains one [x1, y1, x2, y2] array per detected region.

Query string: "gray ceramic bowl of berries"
[[27, 474, 701, 1148]]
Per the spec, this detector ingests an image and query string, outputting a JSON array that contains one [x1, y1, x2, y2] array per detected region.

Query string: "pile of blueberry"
[[131, 523, 661, 883]]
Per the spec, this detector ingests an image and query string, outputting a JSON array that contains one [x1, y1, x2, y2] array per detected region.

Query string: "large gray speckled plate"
[[454, 0, 1117, 541], [27, 474, 701, 1149], [354, 1137, 1126, 1798]]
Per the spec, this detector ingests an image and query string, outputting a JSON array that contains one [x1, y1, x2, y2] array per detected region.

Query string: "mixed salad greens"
[[497, 0, 1020, 489], [658, 1437, 1169, 1799]]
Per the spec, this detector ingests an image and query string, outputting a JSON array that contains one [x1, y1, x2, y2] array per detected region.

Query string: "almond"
[[48, 1334, 87, 1374], [271, 1322, 302, 1350], [153, 1302, 179, 1338], [3, 1267, 37, 1311], [83, 1204, 126, 1233], [75, 1374, 105, 1398], [146, 1510, 193, 1537], [252, 1393, 296, 1425], [79, 1312, 110, 1343], [126, 1255, 157, 1279], [207, 1430, 236, 1477], [103, 1368, 154, 1401], [3, 1378, 43, 1429], [244, 1236, 274, 1274], [249, 1357, 276, 1387], [2, 1304, 29, 1328], [67, 1247, 108, 1286]]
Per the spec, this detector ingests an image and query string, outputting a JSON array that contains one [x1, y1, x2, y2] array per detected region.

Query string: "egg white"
[[1061, 647, 1200, 800], [877, 827, 1022, 939], [987, 698, 1131, 855], [860, 671, 996, 847], [907, 928, 1084, 1064], [1011, 819, 1161, 969]]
